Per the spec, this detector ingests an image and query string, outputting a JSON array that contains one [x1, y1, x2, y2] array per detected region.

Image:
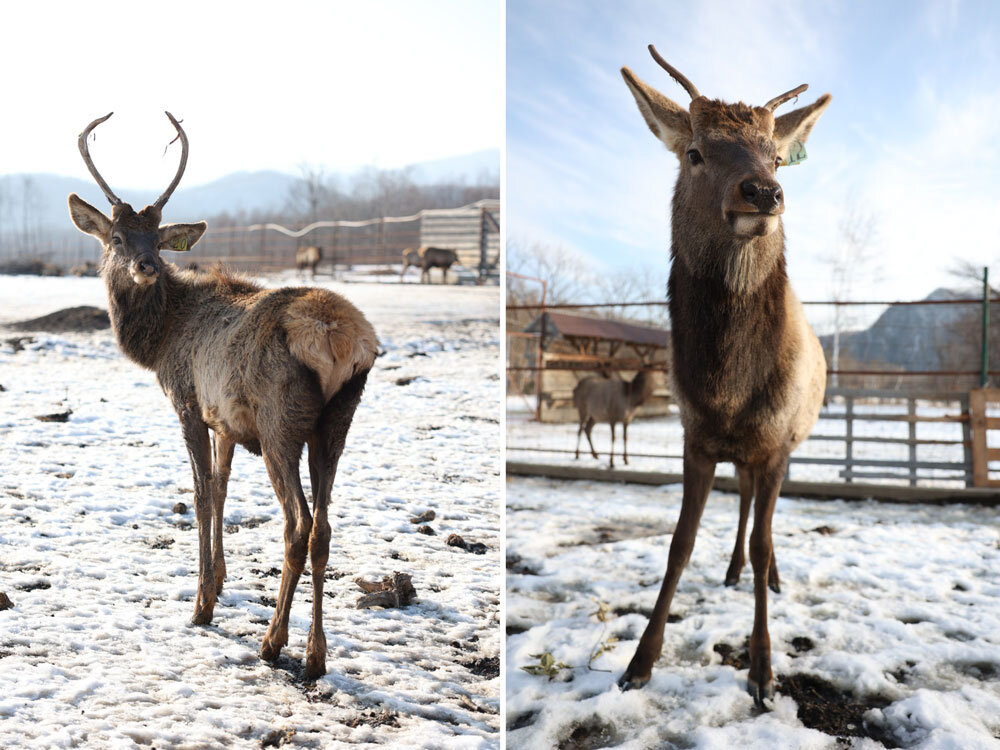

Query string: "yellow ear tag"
[[171, 235, 188, 252], [782, 140, 807, 167]]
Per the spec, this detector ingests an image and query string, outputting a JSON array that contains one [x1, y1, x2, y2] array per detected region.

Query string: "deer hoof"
[[617, 670, 650, 692], [768, 579, 781, 594], [260, 638, 283, 663], [304, 653, 327, 680], [724, 571, 740, 587], [190, 606, 214, 626], [747, 675, 775, 708]]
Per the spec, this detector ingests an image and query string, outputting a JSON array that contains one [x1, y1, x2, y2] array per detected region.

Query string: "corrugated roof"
[[526, 312, 668, 347]]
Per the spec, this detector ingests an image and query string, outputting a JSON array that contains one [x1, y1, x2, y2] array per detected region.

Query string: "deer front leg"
[[584, 417, 599, 459], [747, 456, 787, 707], [725, 465, 753, 587], [260, 447, 312, 664], [211, 433, 235, 593], [575, 420, 585, 459], [619, 447, 715, 690], [180, 411, 216, 625], [609, 423, 616, 468]]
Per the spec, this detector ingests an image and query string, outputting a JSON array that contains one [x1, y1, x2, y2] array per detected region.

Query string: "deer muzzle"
[[130, 255, 160, 286]]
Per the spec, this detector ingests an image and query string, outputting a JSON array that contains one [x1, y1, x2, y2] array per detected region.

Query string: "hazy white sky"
[[0, 0, 501, 189], [507, 0, 1000, 304]]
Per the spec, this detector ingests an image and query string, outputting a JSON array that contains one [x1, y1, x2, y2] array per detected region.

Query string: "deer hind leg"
[[303, 370, 368, 679], [211, 433, 235, 593], [623, 421, 629, 465], [609, 422, 616, 468], [260, 444, 312, 664], [180, 411, 217, 625], [575, 418, 585, 459], [747, 455, 787, 707], [619, 446, 715, 690], [725, 465, 753, 587], [584, 417, 598, 459]]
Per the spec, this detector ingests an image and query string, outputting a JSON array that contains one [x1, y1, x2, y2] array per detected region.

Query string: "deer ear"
[[774, 93, 832, 166], [158, 222, 207, 252], [68, 194, 111, 240], [621, 67, 692, 159]]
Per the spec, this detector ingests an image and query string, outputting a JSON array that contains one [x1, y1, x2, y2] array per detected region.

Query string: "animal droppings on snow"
[[354, 572, 417, 609]]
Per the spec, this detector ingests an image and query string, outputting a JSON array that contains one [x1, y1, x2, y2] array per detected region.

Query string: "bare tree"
[[822, 200, 880, 386], [285, 164, 331, 225]]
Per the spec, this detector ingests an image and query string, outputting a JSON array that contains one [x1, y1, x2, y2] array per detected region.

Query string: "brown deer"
[[401, 246, 460, 283], [67, 112, 378, 680], [296, 245, 323, 278], [573, 369, 655, 468], [616, 47, 829, 706]]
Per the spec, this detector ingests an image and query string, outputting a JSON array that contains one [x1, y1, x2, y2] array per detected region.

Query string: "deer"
[[400, 246, 460, 283], [573, 369, 655, 468], [67, 112, 378, 680], [616, 47, 829, 707], [296, 245, 323, 279]]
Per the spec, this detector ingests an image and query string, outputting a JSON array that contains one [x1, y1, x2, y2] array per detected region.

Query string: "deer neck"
[[100, 259, 179, 370], [668, 233, 790, 408]]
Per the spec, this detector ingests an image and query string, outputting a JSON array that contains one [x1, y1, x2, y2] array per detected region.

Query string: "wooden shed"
[[419, 198, 500, 276], [523, 312, 672, 422]]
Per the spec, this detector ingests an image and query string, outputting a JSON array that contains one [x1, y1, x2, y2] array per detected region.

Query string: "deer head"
[[621, 45, 831, 245], [68, 112, 207, 287]]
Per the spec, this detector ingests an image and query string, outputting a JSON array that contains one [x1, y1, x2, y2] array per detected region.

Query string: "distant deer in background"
[[573, 369, 655, 468], [296, 245, 323, 279], [401, 246, 459, 283], [67, 112, 378, 680], [616, 47, 829, 706]]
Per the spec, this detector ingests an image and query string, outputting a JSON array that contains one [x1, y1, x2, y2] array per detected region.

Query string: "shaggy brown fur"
[[573, 370, 655, 468], [400, 246, 460, 284], [617, 51, 830, 706], [67, 113, 377, 680]]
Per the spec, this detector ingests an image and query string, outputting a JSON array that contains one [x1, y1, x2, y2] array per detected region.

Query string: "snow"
[[506, 476, 1000, 749], [0, 273, 500, 748]]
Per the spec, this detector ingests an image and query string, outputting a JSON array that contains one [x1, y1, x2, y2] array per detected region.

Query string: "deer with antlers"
[[616, 47, 829, 706], [67, 112, 378, 679]]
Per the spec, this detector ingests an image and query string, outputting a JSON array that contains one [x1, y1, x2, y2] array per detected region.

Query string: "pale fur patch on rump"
[[282, 290, 378, 402]]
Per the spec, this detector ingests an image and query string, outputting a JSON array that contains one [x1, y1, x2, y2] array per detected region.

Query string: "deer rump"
[[191, 283, 377, 455]]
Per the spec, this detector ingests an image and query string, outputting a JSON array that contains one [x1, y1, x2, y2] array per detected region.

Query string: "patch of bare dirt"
[[779, 673, 896, 746], [6, 306, 109, 333]]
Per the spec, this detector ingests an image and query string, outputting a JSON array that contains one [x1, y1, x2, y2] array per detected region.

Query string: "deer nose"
[[137, 259, 158, 276], [740, 180, 782, 213]]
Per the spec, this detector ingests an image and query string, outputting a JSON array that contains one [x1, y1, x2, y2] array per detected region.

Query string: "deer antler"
[[78, 112, 123, 207], [764, 84, 808, 112], [153, 111, 189, 211], [648, 44, 701, 100]]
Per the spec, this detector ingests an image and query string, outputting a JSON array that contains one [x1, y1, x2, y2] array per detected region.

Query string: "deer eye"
[[774, 157, 782, 169], [111, 235, 123, 247], [687, 149, 703, 166]]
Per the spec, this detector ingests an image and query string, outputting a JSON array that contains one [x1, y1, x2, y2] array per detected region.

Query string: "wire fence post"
[[982, 266, 990, 388]]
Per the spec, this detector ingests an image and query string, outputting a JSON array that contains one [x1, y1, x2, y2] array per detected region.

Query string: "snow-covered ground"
[[506, 476, 1000, 749], [0, 273, 501, 748]]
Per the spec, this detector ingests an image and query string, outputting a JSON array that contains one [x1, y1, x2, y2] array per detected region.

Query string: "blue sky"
[[507, 0, 1000, 304]]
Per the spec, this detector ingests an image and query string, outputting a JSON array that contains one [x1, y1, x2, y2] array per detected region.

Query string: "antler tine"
[[78, 112, 123, 207], [153, 111, 189, 211], [648, 44, 701, 100], [764, 83, 808, 112]]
